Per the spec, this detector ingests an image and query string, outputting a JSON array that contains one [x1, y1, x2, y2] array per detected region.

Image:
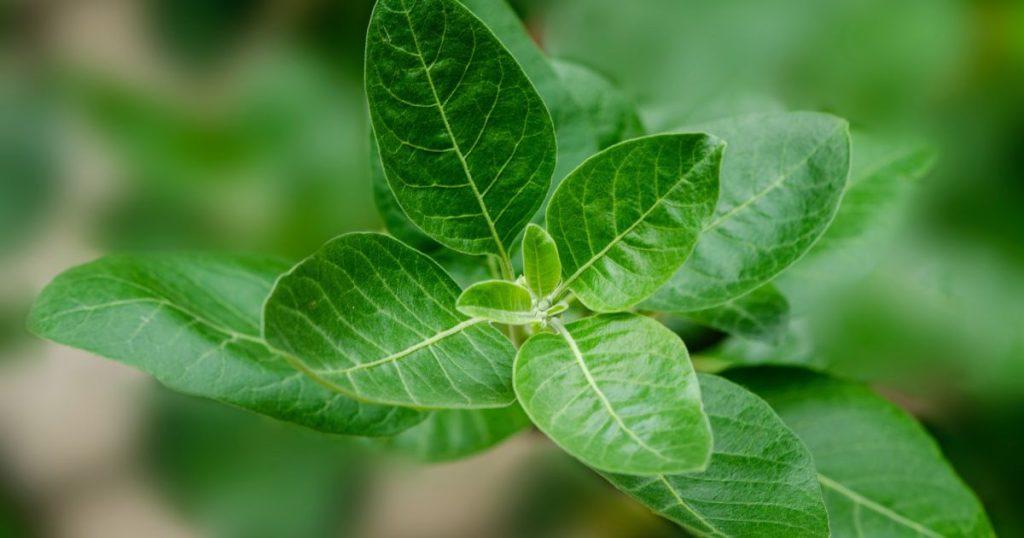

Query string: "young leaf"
[[604, 374, 829, 537], [645, 112, 851, 311], [365, 0, 556, 257], [457, 280, 536, 325], [546, 134, 724, 312], [522, 223, 561, 299], [552, 59, 645, 150], [680, 283, 790, 342], [27, 254, 423, 436], [731, 367, 994, 537], [263, 233, 516, 409], [459, 0, 598, 186], [514, 314, 712, 475], [380, 403, 531, 462]]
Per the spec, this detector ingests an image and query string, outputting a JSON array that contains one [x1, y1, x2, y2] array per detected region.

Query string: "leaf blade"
[[263, 232, 516, 409], [522, 223, 561, 298], [731, 367, 994, 537], [514, 313, 712, 475], [365, 0, 556, 256], [456, 279, 535, 325], [604, 373, 829, 537], [27, 254, 423, 436], [646, 112, 851, 311], [552, 58, 645, 150], [680, 283, 790, 342], [547, 134, 724, 312]]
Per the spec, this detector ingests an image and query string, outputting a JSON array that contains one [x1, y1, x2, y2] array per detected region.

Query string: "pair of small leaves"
[[455, 223, 562, 325]]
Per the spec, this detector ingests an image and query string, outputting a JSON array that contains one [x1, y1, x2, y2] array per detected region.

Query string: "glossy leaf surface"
[[553, 59, 644, 149], [366, 0, 556, 256], [522, 223, 561, 299], [646, 112, 850, 311], [732, 368, 994, 538], [547, 134, 723, 312], [28, 254, 423, 435], [263, 233, 515, 409], [381, 403, 531, 462], [605, 374, 829, 537], [681, 284, 790, 342], [456, 279, 535, 325], [515, 314, 712, 475]]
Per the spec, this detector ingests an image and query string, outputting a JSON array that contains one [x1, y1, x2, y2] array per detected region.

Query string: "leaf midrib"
[[818, 473, 942, 537], [396, 0, 511, 265], [554, 146, 718, 298], [658, 475, 729, 537]]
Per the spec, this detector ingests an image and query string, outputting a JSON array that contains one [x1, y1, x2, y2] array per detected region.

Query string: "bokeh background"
[[1, 0, 1022, 536]]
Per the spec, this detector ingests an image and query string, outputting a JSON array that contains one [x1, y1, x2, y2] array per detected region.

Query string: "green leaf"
[[457, 279, 536, 325], [604, 374, 829, 537], [365, 0, 556, 257], [546, 134, 723, 312], [458, 0, 598, 186], [27, 254, 423, 436], [731, 368, 994, 538], [263, 232, 516, 409], [370, 132, 439, 252], [514, 313, 712, 475], [645, 112, 851, 311], [680, 284, 790, 342], [522, 223, 561, 299], [380, 403, 531, 462], [782, 131, 935, 293], [552, 59, 645, 150]]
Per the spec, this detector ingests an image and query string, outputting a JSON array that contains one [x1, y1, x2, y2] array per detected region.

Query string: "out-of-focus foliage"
[[146, 387, 368, 538]]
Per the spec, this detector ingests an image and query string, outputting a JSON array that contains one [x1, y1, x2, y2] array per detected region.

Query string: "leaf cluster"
[[27, 0, 991, 536]]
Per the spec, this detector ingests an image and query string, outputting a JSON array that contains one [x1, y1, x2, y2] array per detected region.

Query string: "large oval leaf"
[[646, 112, 850, 311], [380, 404, 531, 462], [27, 254, 423, 436], [263, 233, 516, 409], [546, 134, 723, 312], [514, 313, 712, 475], [365, 0, 556, 257], [604, 374, 829, 537], [731, 368, 994, 537]]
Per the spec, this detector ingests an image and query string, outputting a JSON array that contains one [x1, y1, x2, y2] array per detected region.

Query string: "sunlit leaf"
[[365, 0, 556, 256], [547, 134, 723, 312], [515, 314, 711, 474], [263, 233, 516, 409], [522, 223, 561, 299], [457, 279, 536, 325], [27, 254, 423, 435], [646, 112, 850, 311], [605, 373, 829, 537], [732, 367, 994, 538]]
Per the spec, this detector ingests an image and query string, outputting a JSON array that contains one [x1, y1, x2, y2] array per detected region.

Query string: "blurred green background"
[[1, 0, 1021, 536]]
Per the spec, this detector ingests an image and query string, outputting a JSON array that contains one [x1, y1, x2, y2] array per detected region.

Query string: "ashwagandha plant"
[[28, 0, 994, 536]]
